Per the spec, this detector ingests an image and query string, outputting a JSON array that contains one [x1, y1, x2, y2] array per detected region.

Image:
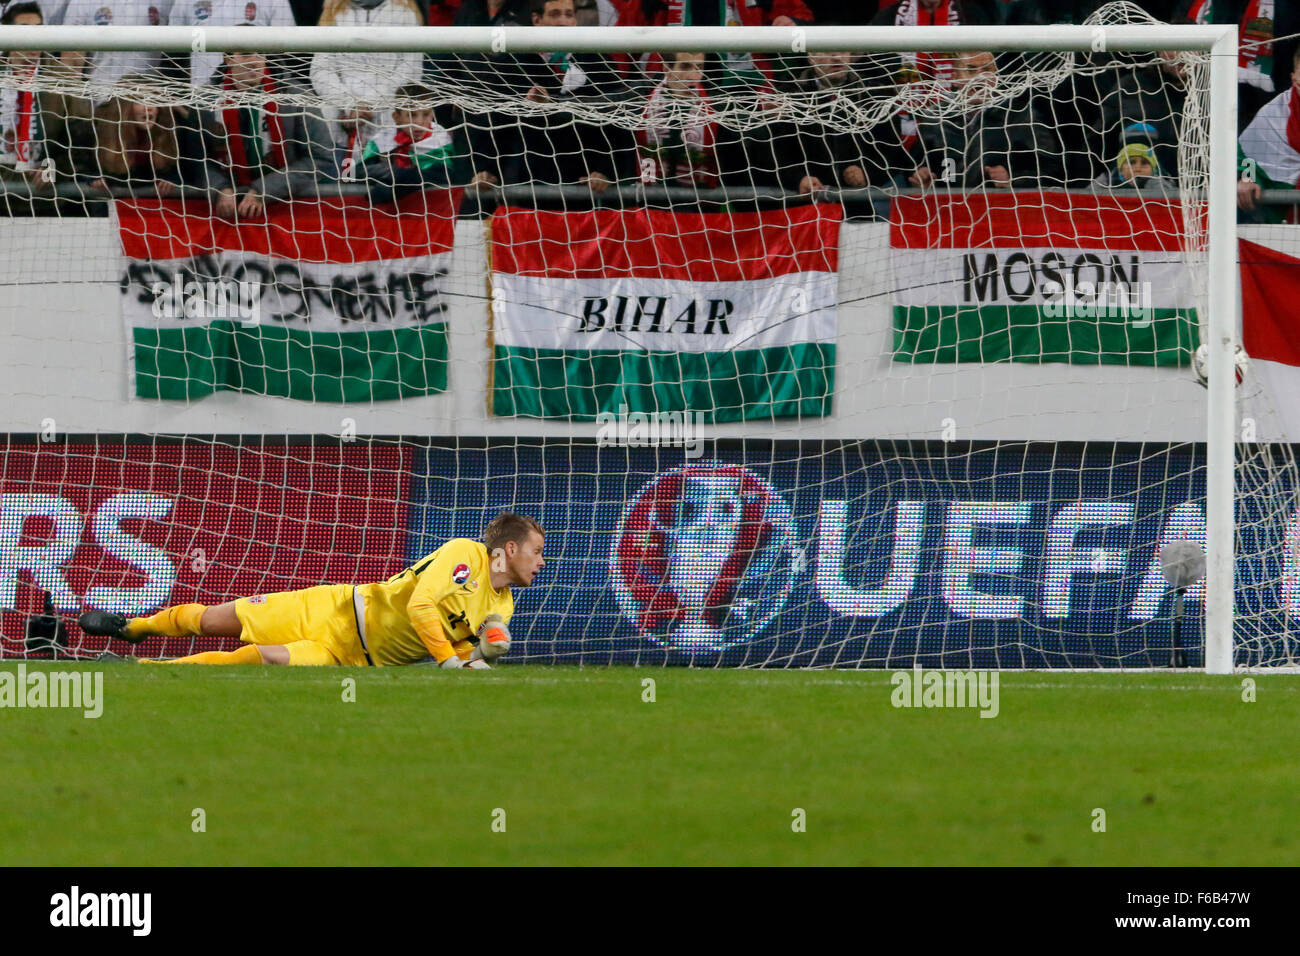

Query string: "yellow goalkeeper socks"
[[124, 604, 207, 640], [154, 644, 265, 665]]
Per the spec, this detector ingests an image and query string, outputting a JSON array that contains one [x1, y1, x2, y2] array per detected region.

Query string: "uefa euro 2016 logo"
[[609, 463, 800, 651]]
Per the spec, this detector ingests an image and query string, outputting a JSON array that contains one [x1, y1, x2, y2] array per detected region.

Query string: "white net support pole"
[[0, 24, 1235, 56], [1205, 27, 1239, 675]]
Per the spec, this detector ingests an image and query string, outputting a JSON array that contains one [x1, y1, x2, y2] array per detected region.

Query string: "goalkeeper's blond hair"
[[483, 513, 545, 552]]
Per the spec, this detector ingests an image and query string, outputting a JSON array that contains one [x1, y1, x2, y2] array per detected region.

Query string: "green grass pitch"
[[1, 662, 1294, 866]]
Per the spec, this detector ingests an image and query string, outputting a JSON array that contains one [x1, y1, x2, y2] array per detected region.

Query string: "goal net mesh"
[[1, 2, 1295, 668]]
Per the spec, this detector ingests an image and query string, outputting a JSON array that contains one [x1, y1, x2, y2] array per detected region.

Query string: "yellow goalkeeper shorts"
[[233, 584, 370, 667]]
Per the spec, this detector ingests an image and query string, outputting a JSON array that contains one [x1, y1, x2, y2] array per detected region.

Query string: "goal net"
[[0, 3, 1289, 669]]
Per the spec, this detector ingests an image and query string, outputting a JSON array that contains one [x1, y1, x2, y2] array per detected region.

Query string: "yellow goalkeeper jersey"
[[357, 538, 514, 666]]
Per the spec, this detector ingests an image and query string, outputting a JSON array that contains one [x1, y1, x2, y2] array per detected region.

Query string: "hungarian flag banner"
[[1240, 236, 1300, 439], [117, 190, 460, 402], [891, 191, 1199, 364], [489, 204, 839, 421]]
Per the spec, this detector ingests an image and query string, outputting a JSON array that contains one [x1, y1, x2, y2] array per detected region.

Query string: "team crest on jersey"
[[248, 595, 267, 605], [93, 7, 113, 24], [452, 563, 471, 585], [245, 1, 258, 20], [148, 6, 160, 24], [193, 0, 211, 21]]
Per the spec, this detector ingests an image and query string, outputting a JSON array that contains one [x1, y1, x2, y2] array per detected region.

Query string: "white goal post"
[[0, 17, 1248, 672]]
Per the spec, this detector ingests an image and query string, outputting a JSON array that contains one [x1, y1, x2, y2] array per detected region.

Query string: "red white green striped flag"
[[118, 190, 460, 402], [1241, 235, 1300, 439], [489, 204, 840, 421], [891, 191, 1199, 365]]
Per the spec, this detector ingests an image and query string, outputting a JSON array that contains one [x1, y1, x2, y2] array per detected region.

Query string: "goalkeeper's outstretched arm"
[[408, 600, 484, 669]]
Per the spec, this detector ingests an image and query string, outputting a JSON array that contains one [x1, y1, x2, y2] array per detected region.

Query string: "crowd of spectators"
[[0, 0, 1295, 219]]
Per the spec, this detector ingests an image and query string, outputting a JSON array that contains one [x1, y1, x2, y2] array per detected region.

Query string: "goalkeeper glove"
[[477, 615, 512, 661], [441, 655, 490, 670]]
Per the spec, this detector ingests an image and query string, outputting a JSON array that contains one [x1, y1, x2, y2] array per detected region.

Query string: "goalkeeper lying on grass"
[[78, 513, 545, 670]]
